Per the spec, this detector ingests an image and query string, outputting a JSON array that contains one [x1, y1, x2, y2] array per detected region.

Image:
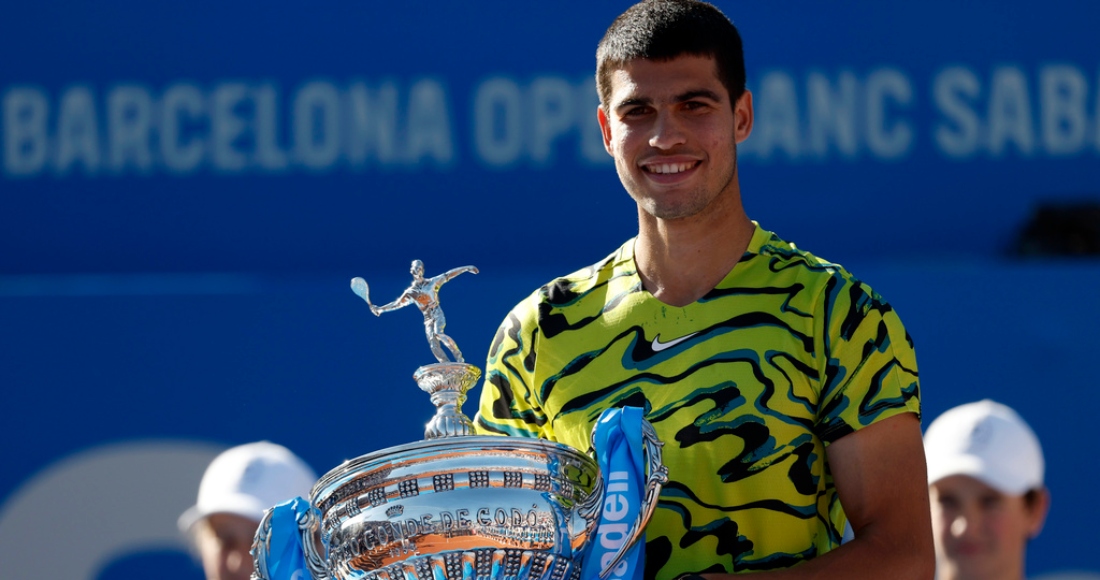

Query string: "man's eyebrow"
[[676, 89, 723, 103], [613, 89, 724, 110], [613, 96, 651, 110]]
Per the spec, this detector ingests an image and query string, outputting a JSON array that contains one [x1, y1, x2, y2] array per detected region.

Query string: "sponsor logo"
[[651, 332, 698, 352]]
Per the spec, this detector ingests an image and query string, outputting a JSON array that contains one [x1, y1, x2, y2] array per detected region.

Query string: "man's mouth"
[[950, 541, 985, 557], [643, 161, 699, 174]]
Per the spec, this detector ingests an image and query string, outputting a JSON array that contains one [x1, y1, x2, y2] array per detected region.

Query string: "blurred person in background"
[[178, 441, 317, 580], [924, 400, 1049, 580]]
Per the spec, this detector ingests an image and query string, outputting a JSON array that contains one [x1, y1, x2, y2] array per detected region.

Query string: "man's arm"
[[699, 412, 934, 579], [372, 290, 413, 315], [473, 295, 552, 440], [441, 265, 479, 283]]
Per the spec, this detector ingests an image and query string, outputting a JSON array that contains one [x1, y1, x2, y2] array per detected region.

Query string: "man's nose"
[[649, 112, 687, 150], [949, 510, 979, 539]]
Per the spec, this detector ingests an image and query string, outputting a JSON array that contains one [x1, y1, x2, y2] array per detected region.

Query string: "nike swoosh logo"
[[651, 332, 699, 352]]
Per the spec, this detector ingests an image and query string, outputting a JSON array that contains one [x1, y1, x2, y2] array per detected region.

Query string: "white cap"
[[178, 441, 317, 534], [923, 399, 1044, 495]]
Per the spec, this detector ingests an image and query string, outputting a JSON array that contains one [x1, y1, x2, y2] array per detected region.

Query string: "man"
[[352, 260, 479, 363], [924, 400, 1049, 580], [474, 1, 933, 578], [179, 441, 317, 580]]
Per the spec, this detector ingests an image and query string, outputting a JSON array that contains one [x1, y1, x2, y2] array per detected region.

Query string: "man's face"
[[194, 513, 260, 580], [929, 475, 1046, 580], [597, 54, 752, 222]]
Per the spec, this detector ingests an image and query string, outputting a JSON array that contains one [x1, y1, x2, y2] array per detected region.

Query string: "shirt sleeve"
[[814, 272, 921, 445], [473, 291, 554, 440]]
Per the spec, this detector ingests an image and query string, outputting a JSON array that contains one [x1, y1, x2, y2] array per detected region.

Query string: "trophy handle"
[[298, 504, 330, 580], [595, 417, 669, 580], [251, 508, 275, 580], [250, 501, 330, 580]]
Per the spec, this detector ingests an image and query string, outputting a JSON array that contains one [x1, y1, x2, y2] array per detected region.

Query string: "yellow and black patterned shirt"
[[474, 224, 920, 579]]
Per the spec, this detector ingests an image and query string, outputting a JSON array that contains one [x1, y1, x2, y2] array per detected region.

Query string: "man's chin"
[[947, 554, 1005, 580], [640, 199, 706, 221]]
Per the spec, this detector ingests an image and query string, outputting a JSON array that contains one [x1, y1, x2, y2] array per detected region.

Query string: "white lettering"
[[30, 68, 1090, 176], [753, 71, 801, 160], [613, 559, 629, 578], [1095, 69, 1100, 154], [597, 523, 628, 550], [346, 81, 399, 167], [211, 83, 248, 171], [934, 66, 982, 158], [865, 68, 913, 159], [405, 79, 453, 166], [55, 85, 101, 174], [603, 494, 629, 521], [987, 66, 1035, 156], [806, 71, 859, 159], [530, 76, 574, 165], [159, 83, 205, 173], [475, 78, 523, 166], [254, 84, 288, 171], [3, 87, 48, 176], [107, 85, 153, 173], [1040, 64, 1088, 156], [607, 470, 630, 493], [293, 81, 341, 170]]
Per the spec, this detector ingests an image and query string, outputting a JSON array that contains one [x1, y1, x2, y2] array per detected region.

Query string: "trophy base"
[[414, 362, 481, 439], [359, 548, 581, 580]]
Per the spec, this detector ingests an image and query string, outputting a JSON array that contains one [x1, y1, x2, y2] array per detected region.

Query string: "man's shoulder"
[[742, 226, 898, 313], [524, 240, 634, 304], [749, 228, 853, 283]]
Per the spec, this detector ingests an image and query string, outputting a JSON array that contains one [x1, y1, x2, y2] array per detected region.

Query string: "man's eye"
[[980, 495, 1003, 510]]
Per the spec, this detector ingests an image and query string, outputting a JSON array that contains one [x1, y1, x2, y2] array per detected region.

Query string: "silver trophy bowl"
[[251, 263, 667, 580]]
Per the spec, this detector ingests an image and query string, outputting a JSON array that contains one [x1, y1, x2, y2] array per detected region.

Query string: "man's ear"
[[734, 90, 754, 143], [597, 106, 614, 155], [1026, 487, 1051, 539]]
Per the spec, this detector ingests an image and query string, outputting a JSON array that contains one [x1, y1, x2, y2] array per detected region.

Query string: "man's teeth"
[[648, 162, 694, 174]]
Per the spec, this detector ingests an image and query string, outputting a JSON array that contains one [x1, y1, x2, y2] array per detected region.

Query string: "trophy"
[[252, 261, 668, 580]]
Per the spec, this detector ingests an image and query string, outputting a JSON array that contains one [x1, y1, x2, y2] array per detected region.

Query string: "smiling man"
[[474, 2, 932, 579], [924, 400, 1050, 580]]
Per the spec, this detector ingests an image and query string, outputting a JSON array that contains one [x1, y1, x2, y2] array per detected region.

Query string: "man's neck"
[[939, 556, 1028, 580], [633, 202, 755, 307]]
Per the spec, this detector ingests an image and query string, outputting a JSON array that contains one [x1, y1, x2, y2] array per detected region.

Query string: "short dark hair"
[[595, 0, 746, 109]]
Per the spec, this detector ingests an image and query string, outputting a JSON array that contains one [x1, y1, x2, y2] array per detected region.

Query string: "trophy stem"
[[413, 362, 481, 439]]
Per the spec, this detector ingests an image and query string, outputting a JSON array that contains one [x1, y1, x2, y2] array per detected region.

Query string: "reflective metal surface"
[[351, 260, 478, 364], [252, 261, 668, 580], [413, 362, 480, 439], [305, 436, 601, 580], [352, 261, 482, 440]]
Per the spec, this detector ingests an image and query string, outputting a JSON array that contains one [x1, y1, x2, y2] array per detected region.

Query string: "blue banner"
[[0, 2, 1097, 580], [583, 407, 646, 580], [2, 1, 1098, 275], [257, 498, 312, 580]]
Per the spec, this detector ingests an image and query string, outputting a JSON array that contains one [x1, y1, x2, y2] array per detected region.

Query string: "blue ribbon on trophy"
[[581, 406, 647, 580], [254, 497, 311, 580]]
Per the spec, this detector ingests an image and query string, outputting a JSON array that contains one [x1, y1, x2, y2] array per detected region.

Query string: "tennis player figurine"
[[351, 260, 478, 363]]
